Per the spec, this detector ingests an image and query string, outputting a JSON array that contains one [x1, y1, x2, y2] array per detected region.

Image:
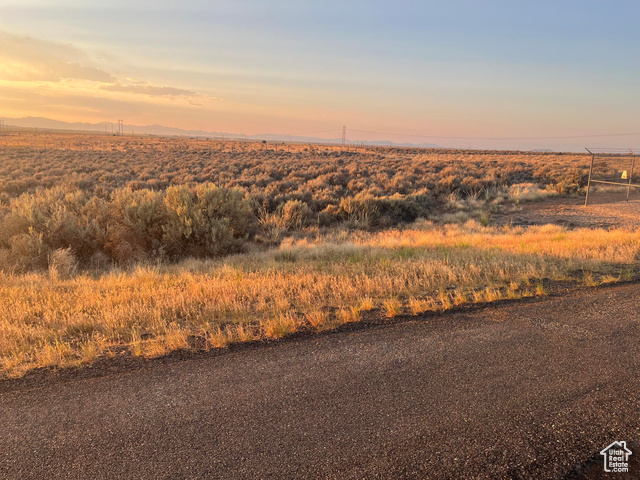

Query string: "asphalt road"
[[2, 284, 640, 479]]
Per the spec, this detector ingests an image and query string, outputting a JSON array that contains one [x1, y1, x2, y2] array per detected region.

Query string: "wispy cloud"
[[0, 32, 115, 82], [0, 31, 214, 103], [100, 83, 198, 98]]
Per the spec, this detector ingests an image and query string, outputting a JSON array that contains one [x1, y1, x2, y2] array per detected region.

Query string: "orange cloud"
[[100, 83, 198, 98], [0, 32, 115, 82], [0, 31, 215, 103]]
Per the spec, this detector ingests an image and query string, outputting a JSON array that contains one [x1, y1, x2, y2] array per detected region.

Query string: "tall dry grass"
[[1, 221, 638, 378]]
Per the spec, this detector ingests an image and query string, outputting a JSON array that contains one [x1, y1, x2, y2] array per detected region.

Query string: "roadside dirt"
[[494, 193, 640, 229]]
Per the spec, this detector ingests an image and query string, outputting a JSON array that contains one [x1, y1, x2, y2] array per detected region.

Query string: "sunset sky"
[[1, 0, 639, 149]]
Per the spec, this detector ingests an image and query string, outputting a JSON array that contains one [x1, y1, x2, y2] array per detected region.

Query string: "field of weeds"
[[0, 133, 589, 270], [2, 221, 638, 378], [1, 134, 632, 378]]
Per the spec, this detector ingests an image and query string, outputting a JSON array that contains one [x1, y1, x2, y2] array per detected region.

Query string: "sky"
[[1, 0, 639, 150]]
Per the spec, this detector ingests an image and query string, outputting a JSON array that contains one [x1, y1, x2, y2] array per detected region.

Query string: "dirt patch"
[[494, 194, 640, 229]]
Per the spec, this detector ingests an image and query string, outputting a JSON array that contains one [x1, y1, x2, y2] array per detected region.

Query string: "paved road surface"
[[2, 284, 640, 479]]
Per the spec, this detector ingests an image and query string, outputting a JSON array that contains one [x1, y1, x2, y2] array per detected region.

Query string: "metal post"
[[585, 149, 595, 206], [627, 154, 636, 202]]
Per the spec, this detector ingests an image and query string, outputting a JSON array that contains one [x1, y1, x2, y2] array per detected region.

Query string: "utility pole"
[[118, 120, 124, 136], [0, 119, 4, 135], [342, 125, 346, 149]]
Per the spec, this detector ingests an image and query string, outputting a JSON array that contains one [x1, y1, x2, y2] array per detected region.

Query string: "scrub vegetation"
[[1, 133, 630, 378], [1, 134, 589, 270]]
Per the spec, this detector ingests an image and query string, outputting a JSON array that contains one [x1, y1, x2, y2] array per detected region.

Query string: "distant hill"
[[0, 116, 225, 138], [0, 116, 440, 148]]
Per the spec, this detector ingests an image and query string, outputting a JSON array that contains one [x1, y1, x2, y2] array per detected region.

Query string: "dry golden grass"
[[382, 299, 402, 318], [508, 183, 557, 204], [1, 221, 638, 378], [409, 297, 430, 315]]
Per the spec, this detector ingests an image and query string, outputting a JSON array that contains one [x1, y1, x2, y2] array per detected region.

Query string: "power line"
[[286, 128, 342, 137], [348, 128, 640, 141], [272, 126, 640, 142]]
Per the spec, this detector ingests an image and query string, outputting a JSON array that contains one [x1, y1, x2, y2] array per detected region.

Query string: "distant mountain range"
[[0, 116, 441, 149]]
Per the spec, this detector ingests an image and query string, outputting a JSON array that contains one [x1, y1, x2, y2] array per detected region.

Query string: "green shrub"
[[9, 229, 48, 270], [48, 247, 78, 280], [110, 188, 166, 253], [339, 194, 378, 227], [163, 184, 256, 257], [9, 186, 86, 252], [280, 200, 312, 230], [339, 192, 434, 228], [0, 183, 257, 271]]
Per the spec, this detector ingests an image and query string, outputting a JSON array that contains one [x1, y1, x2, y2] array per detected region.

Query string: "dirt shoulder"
[[494, 194, 640, 229]]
